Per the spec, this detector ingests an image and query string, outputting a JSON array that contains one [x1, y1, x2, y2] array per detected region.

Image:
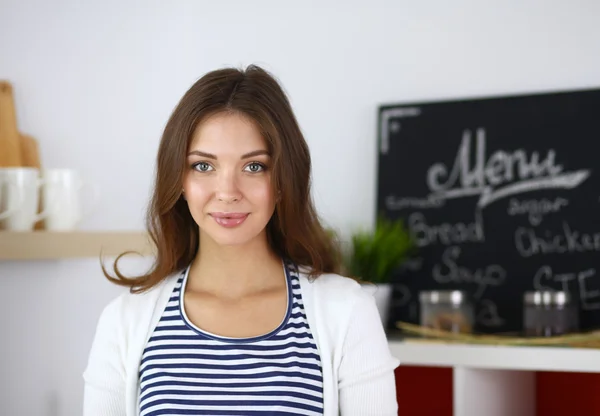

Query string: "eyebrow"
[[187, 150, 270, 159]]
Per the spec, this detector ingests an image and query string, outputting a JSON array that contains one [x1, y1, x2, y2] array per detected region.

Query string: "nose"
[[216, 170, 242, 203]]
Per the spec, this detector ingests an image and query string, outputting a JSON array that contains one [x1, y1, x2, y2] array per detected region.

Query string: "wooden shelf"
[[0, 231, 155, 260], [388, 339, 600, 373]]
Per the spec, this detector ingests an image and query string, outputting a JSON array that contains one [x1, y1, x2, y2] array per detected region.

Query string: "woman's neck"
[[187, 236, 284, 299]]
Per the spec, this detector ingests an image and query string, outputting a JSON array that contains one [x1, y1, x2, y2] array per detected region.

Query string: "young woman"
[[83, 65, 400, 415]]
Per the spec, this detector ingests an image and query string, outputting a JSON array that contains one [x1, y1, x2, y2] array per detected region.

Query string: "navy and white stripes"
[[138, 264, 324, 415]]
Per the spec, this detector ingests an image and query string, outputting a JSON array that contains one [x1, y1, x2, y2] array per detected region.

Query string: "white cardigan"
[[83, 269, 401, 415]]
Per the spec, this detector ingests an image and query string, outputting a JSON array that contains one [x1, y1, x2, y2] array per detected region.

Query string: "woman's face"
[[182, 112, 276, 248]]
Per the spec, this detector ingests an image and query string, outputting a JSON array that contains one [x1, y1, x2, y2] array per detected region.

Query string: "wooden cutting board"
[[0, 81, 23, 167], [20, 134, 41, 168], [0, 81, 45, 229]]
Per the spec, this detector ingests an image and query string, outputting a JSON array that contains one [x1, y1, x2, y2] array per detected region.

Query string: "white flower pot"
[[361, 283, 393, 328]]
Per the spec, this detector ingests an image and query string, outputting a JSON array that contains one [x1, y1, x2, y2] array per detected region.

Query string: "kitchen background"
[[1, 0, 600, 415]]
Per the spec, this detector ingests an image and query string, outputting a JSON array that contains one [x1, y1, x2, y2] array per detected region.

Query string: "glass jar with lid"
[[523, 291, 578, 337], [419, 290, 474, 334]]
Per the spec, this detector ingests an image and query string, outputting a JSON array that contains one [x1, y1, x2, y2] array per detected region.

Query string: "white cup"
[[0, 177, 18, 221], [40, 168, 98, 231], [0, 167, 50, 231]]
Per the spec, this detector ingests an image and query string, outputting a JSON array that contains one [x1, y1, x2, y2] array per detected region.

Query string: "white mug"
[[40, 168, 98, 231], [0, 177, 18, 221], [0, 167, 50, 231]]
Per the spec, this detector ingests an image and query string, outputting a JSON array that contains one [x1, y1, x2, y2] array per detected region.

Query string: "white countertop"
[[388, 339, 600, 373]]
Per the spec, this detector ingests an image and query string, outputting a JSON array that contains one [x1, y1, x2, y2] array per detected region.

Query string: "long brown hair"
[[102, 65, 341, 293]]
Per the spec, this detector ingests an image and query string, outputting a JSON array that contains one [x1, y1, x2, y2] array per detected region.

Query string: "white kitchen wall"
[[1, 0, 599, 414]]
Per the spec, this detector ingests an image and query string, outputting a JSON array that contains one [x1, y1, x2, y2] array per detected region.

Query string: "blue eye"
[[244, 162, 265, 173], [193, 162, 213, 172]]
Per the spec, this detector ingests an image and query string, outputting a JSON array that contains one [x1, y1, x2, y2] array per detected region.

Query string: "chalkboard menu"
[[377, 87, 600, 334]]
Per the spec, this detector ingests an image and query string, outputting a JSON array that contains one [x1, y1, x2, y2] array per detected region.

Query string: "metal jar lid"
[[524, 291, 571, 306], [419, 290, 469, 305]]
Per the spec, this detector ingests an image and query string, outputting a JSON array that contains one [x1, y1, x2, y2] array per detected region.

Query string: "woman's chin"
[[201, 227, 266, 249]]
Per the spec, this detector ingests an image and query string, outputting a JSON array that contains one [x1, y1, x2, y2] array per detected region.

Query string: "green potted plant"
[[342, 216, 415, 327]]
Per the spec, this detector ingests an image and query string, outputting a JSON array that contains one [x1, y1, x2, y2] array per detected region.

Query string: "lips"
[[210, 212, 248, 219], [210, 212, 249, 228]]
